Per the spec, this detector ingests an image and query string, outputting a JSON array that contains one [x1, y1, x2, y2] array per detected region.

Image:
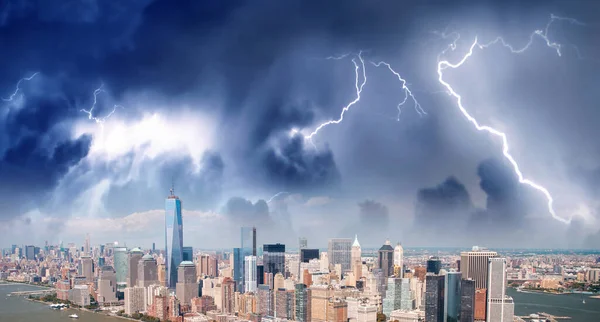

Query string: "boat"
[[583, 299, 586, 304], [68, 314, 79, 319]]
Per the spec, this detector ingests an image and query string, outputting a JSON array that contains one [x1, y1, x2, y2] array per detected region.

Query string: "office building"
[[245, 255, 258, 293], [378, 240, 394, 277], [394, 243, 404, 278], [138, 254, 159, 287], [183, 246, 193, 262], [257, 284, 273, 316], [445, 272, 461, 322], [327, 298, 348, 322], [399, 278, 413, 311], [114, 247, 128, 289], [427, 257, 442, 275], [124, 286, 146, 315], [221, 277, 236, 314], [127, 248, 143, 287], [25, 245, 35, 260], [176, 261, 198, 307], [383, 277, 402, 317], [351, 235, 362, 280], [165, 188, 184, 289], [233, 247, 244, 292], [97, 266, 117, 304], [300, 248, 320, 263], [295, 283, 311, 322], [80, 256, 93, 283], [198, 254, 218, 277], [329, 238, 352, 273], [264, 243, 286, 278], [425, 274, 445, 322], [70, 285, 90, 307], [460, 248, 498, 289], [460, 279, 475, 322], [241, 226, 257, 256], [487, 258, 514, 322]]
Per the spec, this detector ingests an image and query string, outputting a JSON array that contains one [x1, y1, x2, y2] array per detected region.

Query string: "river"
[[506, 288, 600, 321], [0, 283, 121, 322]]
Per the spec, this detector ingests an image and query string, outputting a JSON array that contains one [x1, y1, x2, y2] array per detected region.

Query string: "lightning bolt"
[[2, 72, 39, 102], [267, 191, 290, 203], [80, 84, 123, 125], [304, 51, 367, 143], [436, 14, 583, 224], [371, 61, 426, 120]]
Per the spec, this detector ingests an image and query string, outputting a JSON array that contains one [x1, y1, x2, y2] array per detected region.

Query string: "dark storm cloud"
[[102, 151, 225, 215], [358, 200, 390, 226], [223, 197, 271, 226], [414, 176, 473, 229]]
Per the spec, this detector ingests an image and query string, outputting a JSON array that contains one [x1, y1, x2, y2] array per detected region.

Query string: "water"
[[0, 283, 120, 322], [507, 288, 600, 321]]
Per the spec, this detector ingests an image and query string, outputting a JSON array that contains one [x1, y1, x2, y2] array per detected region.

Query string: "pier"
[[517, 312, 572, 321], [10, 289, 56, 297]]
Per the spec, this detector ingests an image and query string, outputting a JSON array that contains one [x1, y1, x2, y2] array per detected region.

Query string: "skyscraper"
[[165, 188, 183, 289], [328, 238, 352, 273], [425, 274, 445, 322], [263, 243, 285, 279], [445, 272, 461, 322], [378, 240, 394, 277], [460, 248, 498, 289], [351, 235, 362, 280], [382, 277, 402, 317], [245, 255, 257, 293], [300, 249, 319, 263], [460, 279, 475, 322], [233, 248, 243, 292], [427, 256, 442, 275], [241, 227, 256, 292], [127, 248, 143, 287], [299, 237, 308, 249], [80, 256, 93, 283], [114, 247, 128, 289], [84, 233, 90, 255], [98, 266, 117, 304], [295, 283, 311, 322], [394, 242, 403, 278], [486, 258, 514, 322], [176, 261, 198, 308], [138, 254, 159, 287]]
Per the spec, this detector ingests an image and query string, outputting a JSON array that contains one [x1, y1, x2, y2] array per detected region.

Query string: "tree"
[[377, 313, 387, 322]]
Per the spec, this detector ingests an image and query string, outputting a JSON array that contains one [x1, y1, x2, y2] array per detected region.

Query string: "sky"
[[1, 0, 600, 250]]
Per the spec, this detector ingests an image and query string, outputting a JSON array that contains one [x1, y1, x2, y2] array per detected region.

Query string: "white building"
[[124, 286, 146, 315], [390, 309, 425, 322], [244, 255, 257, 293], [487, 258, 514, 322], [394, 243, 403, 277], [69, 285, 90, 307]]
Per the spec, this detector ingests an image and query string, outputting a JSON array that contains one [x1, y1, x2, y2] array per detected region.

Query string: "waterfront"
[[0, 283, 121, 322], [507, 288, 600, 321]]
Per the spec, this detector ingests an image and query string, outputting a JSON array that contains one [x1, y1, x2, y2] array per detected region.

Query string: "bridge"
[[10, 289, 56, 296]]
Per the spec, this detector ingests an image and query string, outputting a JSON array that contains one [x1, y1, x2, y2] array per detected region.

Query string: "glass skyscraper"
[[239, 227, 256, 293], [165, 189, 183, 289], [445, 272, 462, 322], [114, 247, 128, 290]]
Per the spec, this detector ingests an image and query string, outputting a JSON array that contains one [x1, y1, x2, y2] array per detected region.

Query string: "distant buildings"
[[176, 261, 198, 308], [127, 247, 143, 287], [427, 257, 442, 275], [138, 254, 159, 287], [124, 286, 145, 315], [263, 244, 285, 279]]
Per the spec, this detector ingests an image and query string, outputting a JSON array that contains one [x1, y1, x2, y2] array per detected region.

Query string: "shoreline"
[[26, 297, 136, 321]]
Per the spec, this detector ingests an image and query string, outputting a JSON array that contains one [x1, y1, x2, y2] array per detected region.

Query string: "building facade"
[[460, 279, 475, 322], [127, 248, 143, 287], [486, 258, 514, 322], [425, 274, 445, 322], [445, 272, 461, 322], [176, 261, 199, 308]]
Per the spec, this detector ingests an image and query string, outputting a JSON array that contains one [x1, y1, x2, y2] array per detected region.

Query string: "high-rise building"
[[97, 266, 117, 304], [241, 227, 256, 292], [198, 254, 218, 277], [486, 258, 514, 322], [165, 188, 183, 289], [257, 264, 264, 285], [84, 233, 90, 255], [351, 235, 362, 280], [399, 278, 413, 311], [221, 277, 236, 314], [394, 243, 403, 278], [383, 277, 402, 317], [461, 248, 497, 321], [328, 238, 352, 274], [80, 256, 93, 283], [300, 249, 320, 263], [378, 240, 394, 277], [444, 272, 461, 322], [257, 284, 273, 316], [460, 248, 498, 289], [25, 245, 35, 260], [245, 255, 257, 293], [299, 237, 308, 249], [114, 247, 128, 289], [182, 246, 193, 262], [127, 248, 143, 287], [124, 286, 145, 315], [425, 274, 445, 322], [233, 248, 244, 292], [327, 298, 348, 322], [460, 279, 475, 322], [176, 261, 198, 308], [427, 257, 442, 275], [295, 283, 311, 322], [138, 254, 159, 287], [264, 243, 285, 280]]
